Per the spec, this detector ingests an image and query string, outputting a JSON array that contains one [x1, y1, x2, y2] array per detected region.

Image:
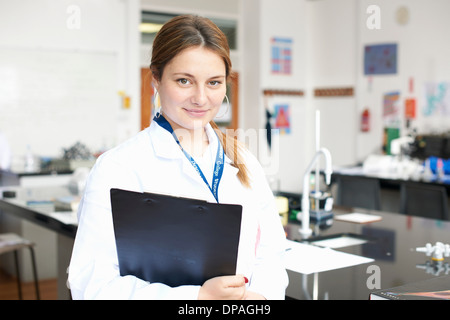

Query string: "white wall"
[[241, 0, 310, 193], [356, 0, 450, 161], [242, 0, 358, 193], [242, 0, 450, 193], [307, 0, 358, 168], [0, 0, 140, 170]]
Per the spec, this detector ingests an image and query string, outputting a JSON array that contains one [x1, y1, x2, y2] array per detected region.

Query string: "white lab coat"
[[68, 121, 288, 300]]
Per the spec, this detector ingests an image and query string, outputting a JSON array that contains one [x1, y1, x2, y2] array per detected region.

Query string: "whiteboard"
[[0, 47, 119, 159]]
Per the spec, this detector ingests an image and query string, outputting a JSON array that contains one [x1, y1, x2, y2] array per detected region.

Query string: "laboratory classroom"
[[1, 0, 450, 303]]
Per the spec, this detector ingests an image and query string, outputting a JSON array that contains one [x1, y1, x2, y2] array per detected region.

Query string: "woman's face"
[[153, 46, 227, 132]]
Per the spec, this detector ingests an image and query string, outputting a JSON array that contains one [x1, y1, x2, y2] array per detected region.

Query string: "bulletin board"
[[0, 47, 119, 157], [364, 43, 397, 75]]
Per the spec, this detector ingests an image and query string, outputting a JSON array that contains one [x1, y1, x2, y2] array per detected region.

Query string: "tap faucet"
[[299, 148, 333, 239]]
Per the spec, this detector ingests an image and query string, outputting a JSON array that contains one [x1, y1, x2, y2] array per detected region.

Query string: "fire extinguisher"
[[361, 108, 370, 132]]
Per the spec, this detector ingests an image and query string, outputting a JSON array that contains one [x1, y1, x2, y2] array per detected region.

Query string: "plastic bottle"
[[436, 158, 444, 181], [422, 158, 433, 182]]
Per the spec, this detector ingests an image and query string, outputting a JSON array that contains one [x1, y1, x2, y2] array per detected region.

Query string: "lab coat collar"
[[148, 120, 181, 159]]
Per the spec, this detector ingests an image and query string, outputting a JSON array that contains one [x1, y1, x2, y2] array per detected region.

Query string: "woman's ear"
[[150, 67, 160, 91], [152, 78, 160, 93]]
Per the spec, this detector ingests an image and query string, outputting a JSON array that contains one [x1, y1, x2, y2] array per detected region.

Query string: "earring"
[[215, 95, 230, 119], [153, 90, 162, 118]]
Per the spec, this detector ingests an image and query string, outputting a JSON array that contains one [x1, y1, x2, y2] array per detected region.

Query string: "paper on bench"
[[334, 212, 382, 224], [284, 239, 374, 274]]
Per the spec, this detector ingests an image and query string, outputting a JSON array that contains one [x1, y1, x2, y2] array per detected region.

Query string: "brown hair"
[[150, 15, 250, 188]]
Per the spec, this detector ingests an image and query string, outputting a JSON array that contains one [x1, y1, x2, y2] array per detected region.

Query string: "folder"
[[110, 188, 242, 287]]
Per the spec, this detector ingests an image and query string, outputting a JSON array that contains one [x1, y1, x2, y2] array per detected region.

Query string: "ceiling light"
[[139, 23, 163, 33]]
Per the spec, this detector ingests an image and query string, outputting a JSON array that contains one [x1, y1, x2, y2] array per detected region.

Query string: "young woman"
[[68, 14, 288, 300]]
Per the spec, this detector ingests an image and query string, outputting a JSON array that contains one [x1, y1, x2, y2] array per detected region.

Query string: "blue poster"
[[364, 43, 397, 75], [271, 37, 292, 75]]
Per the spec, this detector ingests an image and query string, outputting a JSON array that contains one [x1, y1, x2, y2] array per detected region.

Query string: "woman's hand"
[[198, 275, 247, 300]]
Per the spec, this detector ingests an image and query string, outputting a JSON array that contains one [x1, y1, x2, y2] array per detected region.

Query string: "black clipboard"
[[110, 188, 242, 287]]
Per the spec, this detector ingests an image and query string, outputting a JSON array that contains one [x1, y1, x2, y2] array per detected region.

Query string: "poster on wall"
[[423, 81, 450, 116], [404, 98, 416, 119], [383, 91, 401, 127], [271, 37, 292, 75], [364, 43, 397, 75], [274, 104, 291, 134], [383, 127, 400, 155]]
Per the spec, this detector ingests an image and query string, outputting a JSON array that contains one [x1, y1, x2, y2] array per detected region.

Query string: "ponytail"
[[210, 121, 251, 188]]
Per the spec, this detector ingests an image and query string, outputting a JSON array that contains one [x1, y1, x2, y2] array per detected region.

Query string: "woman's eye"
[[209, 80, 221, 86], [177, 78, 190, 85]]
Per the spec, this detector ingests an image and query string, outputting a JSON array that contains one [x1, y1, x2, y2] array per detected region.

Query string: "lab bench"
[[1, 169, 74, 188], [0, 185, 76, 299], [285, 210, 450, 299], [1, 185, 450, 300], [331, 167, 450, 220]]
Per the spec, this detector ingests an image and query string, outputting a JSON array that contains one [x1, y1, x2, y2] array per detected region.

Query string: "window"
[[140, 11, 237, 50]]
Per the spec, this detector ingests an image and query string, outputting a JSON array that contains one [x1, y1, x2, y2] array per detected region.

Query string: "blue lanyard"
[[153, 115, 224, 203]]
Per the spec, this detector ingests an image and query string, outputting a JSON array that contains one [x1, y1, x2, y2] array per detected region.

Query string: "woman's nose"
[[191, 86, 207, 106]]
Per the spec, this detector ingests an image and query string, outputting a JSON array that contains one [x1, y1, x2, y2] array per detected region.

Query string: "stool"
[[400, 183, 449, 221], [0, 233, 40, 299], [335, 176, 381, 210]]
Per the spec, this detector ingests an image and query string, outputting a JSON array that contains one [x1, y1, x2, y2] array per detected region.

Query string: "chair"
[[335, 176, 381, 210], [0, 233, 40, 299], [400, 183, 449, 221]]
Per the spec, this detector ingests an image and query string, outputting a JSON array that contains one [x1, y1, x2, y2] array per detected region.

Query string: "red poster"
[[405, 98, 416, 119]]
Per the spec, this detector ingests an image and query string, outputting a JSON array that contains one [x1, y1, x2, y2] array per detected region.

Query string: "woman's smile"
[[183, 108, 210, 118]]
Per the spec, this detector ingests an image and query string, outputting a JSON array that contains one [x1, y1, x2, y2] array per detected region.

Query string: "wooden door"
[[141, 68, 153, 130]]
